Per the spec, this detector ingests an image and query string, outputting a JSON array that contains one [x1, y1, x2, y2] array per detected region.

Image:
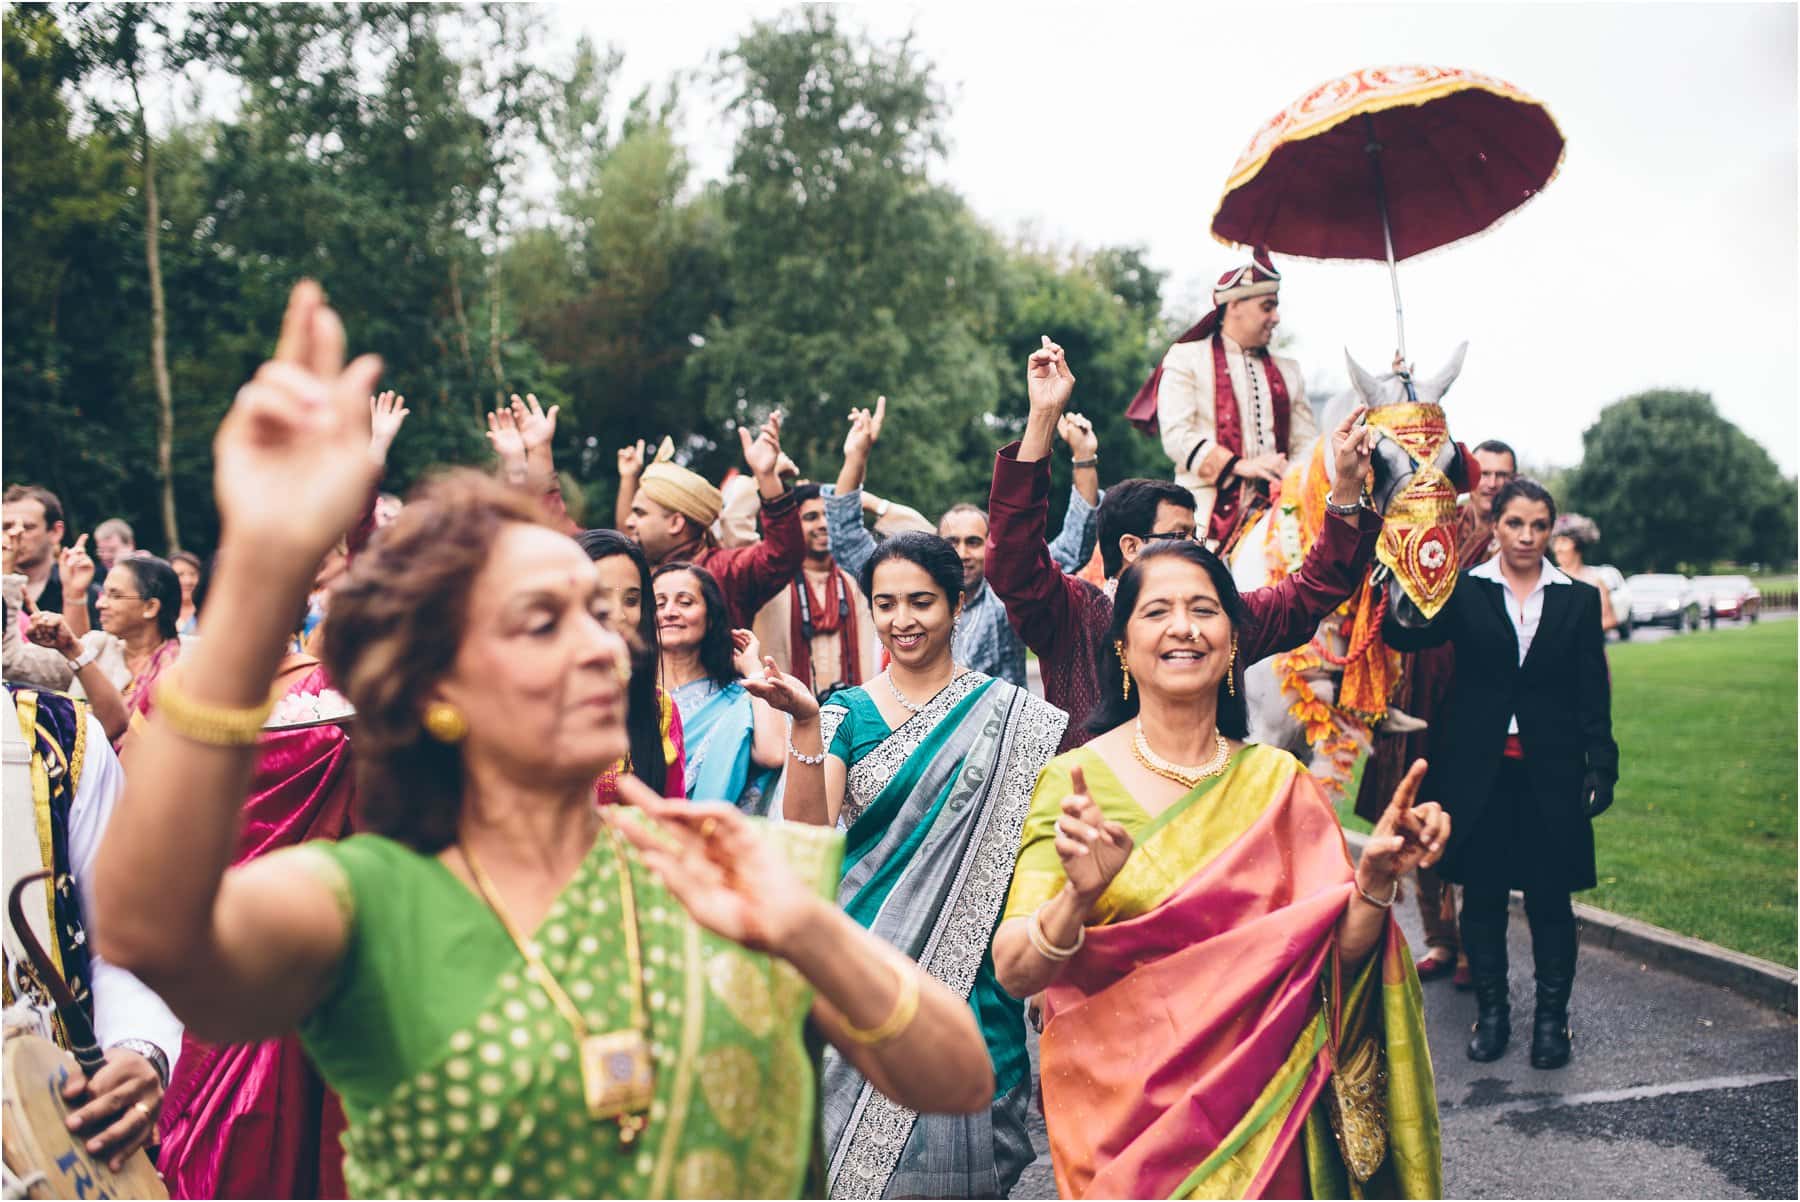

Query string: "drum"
[[1, 1031, 168, 1200]]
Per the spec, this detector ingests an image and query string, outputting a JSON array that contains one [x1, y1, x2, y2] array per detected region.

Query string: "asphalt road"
[[1006, 897, 1797, 1199]]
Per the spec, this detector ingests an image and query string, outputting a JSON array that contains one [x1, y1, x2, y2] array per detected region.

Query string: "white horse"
[[1229, 344, 1470, 775]]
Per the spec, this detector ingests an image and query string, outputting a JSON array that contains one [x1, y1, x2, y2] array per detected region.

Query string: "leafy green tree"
[[686, 8, 1011, 513], [1565, 390, 1795, 572]]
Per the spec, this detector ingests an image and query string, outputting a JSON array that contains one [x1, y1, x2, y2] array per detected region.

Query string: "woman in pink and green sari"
[[995, 542, 1449, 1199]]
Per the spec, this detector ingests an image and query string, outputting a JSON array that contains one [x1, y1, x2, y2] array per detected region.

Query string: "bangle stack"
[[1027, 905, 1085, 961], [839, 964, 920, 1047]]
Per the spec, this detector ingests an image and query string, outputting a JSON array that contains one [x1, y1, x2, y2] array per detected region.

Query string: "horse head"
[[1344, 342, 1467, 514], [1344, 343, 1469, 628]]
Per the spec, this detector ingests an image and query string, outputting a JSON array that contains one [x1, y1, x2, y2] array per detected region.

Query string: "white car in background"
[[1593, 565, 1632, 639]]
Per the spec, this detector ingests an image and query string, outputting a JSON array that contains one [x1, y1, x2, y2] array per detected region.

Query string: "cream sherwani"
[[1155, 332, 1315, 533]]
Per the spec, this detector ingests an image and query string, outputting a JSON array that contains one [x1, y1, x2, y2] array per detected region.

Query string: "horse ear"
[[1417, 341, 1469, 404], [1343, 348, 1383, 405]]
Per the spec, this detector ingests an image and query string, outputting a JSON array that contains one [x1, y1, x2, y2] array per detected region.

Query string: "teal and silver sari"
[[818, 672, 1067, 1199]]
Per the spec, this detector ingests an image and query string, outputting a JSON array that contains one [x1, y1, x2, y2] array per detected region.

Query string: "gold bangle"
[[153, 673, 274, 746], [839, 963, 920, 1047], [1027, 906, 1084, 961]]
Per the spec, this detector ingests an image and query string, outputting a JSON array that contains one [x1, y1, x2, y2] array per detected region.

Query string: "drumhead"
[[2, 1032, 168, 1200]]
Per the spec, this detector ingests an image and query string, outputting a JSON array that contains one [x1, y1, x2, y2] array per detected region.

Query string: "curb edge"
[[1343, 829, 1798, 1015]]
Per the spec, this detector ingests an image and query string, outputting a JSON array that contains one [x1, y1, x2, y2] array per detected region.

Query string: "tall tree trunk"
[[133, 72, 179, 553], [487, 255, 504, 408]]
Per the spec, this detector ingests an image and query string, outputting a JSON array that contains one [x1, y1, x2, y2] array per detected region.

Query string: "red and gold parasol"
[[1211, 65, 1564, 357]]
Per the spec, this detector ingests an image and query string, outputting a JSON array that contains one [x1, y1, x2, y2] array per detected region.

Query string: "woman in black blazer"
[[1385, 478, 1619, 1070]]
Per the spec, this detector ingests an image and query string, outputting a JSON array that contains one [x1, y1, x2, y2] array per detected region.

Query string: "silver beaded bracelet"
[[787, 740, 826, 765]]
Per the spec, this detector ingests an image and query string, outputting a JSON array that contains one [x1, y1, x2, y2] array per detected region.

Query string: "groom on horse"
[[1126, 249, 1317, 549]]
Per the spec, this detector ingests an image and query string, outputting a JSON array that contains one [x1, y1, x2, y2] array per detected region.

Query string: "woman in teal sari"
[[780, 531, 1068, 1199], [88, 282, 995, 1200], [654, 562, 783, 813]]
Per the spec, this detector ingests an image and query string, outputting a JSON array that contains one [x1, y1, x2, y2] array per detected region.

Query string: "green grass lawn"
[[1336, 621, 1797, 964]]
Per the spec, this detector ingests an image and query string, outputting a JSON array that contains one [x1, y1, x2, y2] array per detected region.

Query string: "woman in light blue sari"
[[780, 532, 1068, 1199], [652, 562, 783, 812]]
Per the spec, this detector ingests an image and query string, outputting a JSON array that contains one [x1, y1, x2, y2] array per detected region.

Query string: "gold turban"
[[638, 437, 724, 527]]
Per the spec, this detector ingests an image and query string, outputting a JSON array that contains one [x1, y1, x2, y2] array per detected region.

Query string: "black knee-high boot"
[[1461, 907, 1510, 1062], [1528, 897, 1577, 1069]]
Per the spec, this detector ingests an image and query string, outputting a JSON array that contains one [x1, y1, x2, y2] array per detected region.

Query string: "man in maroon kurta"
[[625, 419, 806, 630], [990, 340, 1383, 752]]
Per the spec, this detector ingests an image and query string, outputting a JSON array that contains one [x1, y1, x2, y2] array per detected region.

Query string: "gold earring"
[[423, 701, 468, 743], [1227, 633, 1238, 697], [1115, 641, 1131, 701]]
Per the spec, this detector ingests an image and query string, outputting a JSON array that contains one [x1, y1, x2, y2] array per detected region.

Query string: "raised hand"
[[509, 393, 559, 452], [1359, 759, 1450, 897], [610, 784, 823, 955], [24, 610, 81, 657], [1328, 404, 1378, 506], [740, 412, 783, 482], [1057, 411, 1099, 460], [212, 281, 382, 562], [740, 655, 821, 720], [484, 406, 529, 485], [617, 439, 647, 480], [842, 397, 886, 461], [367, 390, 411, 467], [1027, 336, 1077, 416], [1056, 764, 1132, 904], [729, 628, 764, 679], [59, 533, 95, 597]]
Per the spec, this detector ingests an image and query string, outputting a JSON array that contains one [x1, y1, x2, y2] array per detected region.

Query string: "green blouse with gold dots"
[[294, 819, 843, 1199]]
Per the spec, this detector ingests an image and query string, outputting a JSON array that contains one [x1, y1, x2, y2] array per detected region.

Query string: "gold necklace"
[[460, 826, 655, 1141], [1132, 720, 1231, 789]]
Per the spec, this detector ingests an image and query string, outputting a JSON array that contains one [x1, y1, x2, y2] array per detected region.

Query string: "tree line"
[[5, 3, 1791, 575]]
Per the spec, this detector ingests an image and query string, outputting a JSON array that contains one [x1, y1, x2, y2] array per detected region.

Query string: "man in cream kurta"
[[1130, 251, 1317, 546]]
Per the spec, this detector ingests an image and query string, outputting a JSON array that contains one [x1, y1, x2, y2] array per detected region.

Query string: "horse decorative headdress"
[[1346, 343, 1469, 621]]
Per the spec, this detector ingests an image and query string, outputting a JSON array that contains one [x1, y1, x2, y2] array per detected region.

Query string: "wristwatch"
[[1071, 457, 1098, 470], [66, 645, 99, 672], [1324, 496, 1364, 518], [108, 1038, 171, 1089]]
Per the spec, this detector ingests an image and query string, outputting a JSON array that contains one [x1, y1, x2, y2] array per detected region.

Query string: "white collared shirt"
[[1468, 556, 1572, 733]]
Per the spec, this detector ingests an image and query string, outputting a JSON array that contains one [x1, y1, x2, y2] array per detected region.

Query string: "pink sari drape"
[[156, 664, 354, 1199], [1038, 771, 1354, 1199]]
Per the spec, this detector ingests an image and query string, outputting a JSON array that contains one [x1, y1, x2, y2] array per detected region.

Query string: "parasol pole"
[[1362, 113, 1407, 363]]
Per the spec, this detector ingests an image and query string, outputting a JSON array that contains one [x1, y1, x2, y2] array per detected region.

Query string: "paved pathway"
[[1008, 894, 1797, 1199]]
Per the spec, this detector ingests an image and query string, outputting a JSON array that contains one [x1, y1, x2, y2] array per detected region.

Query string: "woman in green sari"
[[993, 541, 1450, 1199], [778, 531, 1068, 1199], [89, 282, 995, 1199]]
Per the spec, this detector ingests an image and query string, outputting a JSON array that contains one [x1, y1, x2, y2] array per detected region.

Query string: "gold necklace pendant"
[[1132, 721, 1231, 789], [581, 1029, 656, 1126]]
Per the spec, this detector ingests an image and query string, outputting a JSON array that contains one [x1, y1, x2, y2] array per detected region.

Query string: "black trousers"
[[1459, 758, 1578, 976]]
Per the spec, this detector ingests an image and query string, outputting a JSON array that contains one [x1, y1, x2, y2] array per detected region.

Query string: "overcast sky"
[[560, 1, 1798, 473]]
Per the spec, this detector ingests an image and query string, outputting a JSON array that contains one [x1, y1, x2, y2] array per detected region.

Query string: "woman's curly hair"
[[321, 469, 547, 852]]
